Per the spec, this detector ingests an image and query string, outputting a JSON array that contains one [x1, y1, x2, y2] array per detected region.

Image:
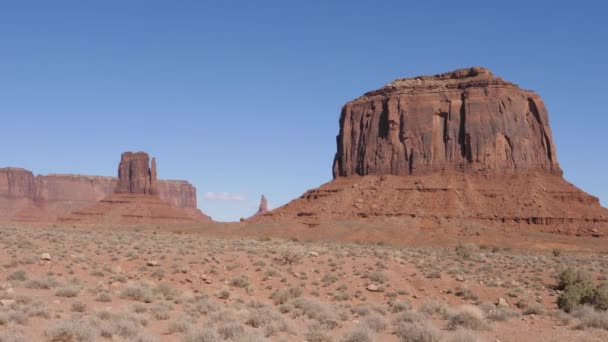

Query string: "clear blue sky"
[[1, 1, 606, 221]]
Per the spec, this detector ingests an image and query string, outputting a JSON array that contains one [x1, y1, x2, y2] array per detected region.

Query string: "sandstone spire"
[[115, 152, 157, 194]]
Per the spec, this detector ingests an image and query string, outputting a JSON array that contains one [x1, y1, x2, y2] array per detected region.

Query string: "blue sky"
[[1, 1, 606, 221]]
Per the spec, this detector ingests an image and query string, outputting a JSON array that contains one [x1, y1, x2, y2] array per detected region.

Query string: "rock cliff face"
[[333, 67, 561, 177], [116, 152, 157, 194], [61, 151, 210, 224], [0, 168, 36, 199], [0, 154, 203, 222], [257, 67, 608, 237]]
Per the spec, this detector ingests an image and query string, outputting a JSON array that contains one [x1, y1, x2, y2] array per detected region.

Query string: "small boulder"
[[147, 260, 159, 267], [366, 284, 380, 292], [497, 297, 509, 307], [40, 253, 51, 261]]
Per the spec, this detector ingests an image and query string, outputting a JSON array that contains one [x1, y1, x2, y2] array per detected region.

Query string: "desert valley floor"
[[1, 223, 608, 342]]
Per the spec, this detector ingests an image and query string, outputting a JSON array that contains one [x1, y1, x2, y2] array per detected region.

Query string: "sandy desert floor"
[[1, 225, 608, 341]]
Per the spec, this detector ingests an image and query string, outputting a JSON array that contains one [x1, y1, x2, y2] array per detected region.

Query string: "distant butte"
[[257, 67, 608, 237], [0, 152, 211, 223]]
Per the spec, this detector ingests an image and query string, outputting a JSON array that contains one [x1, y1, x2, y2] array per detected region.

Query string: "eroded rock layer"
[[333, 67, 561, 177]]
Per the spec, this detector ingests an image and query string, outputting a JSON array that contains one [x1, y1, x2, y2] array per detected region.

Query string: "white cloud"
[[203, 192, 247, 202]]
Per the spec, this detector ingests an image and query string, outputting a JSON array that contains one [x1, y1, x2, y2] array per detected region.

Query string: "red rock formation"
[[258, 67, 608, 237], [333, 67, 561, 177], [258, 195, 268, 214], [116, 152, 156, 194], [245, 195, 269, 220], [0, 168, 36, 199], [0, 153, 206, 222], [60, 151, 211, 224]]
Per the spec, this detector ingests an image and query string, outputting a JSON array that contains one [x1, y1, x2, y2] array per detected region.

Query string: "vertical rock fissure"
[[527, 98, 553, 162], [458, 92, 470, 164]]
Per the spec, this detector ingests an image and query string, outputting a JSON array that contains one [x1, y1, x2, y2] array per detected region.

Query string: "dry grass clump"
[[25, 276, 59, 289], [572, 306, 608, 330], [6, 269, 27, 282], [181, 327, 220, 342], [44, 319, 97, 342], [394, 321, 441, 342], [340, 325, 373, 342], [121, 282, 154, 303], [446, 305, 487, 331]]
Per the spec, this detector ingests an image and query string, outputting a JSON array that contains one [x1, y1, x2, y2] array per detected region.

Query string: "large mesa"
[[258, 67, 607, 237], [333, 66, 560, 177]]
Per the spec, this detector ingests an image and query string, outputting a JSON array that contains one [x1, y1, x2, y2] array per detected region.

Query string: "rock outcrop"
[[258, 67, 608, 237], [245, 195, 269, 220], [333, 67, 561, 177], [60, 152, 210, 224], [116, 152, 157, 194], [0, 168, 36, 199], [0, 153, 207, 222]]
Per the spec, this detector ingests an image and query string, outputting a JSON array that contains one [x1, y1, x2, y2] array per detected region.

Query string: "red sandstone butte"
[[116, 152, 157, 194], [258, 67, 608, 237], [0, 153, 209, 223], [60, 151, 211, 224]]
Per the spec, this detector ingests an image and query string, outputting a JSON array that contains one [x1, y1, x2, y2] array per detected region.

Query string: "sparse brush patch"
[[340, 326, 373, 342], [45, 319, 97, 342], [25, 276, 59, 289], [485, 307, 519, 321], [270, 286, 302, 305], [447, 306, 487, 331], [572, 306, 608, 330], [394, 321, 441, 342], [6, 269, 27, 281], [182, 327, 220, 342], [522, 303, 545, 315], [305, 323, 333, 342], [121, 282, 154, 303], [230, 276, 250, 288], [55, 286, 80, 298], [446, 329, 480, 342], [362, 313, 387, 332], [217, 322, 246, 340], [71, 301, 87, 313]]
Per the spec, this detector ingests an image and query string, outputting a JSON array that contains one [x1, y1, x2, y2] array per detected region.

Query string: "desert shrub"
[[182, 328, 220, 342], [55, 286, 80, 298], [572, 306, 608, 330], [362, 313, 387, 332], [447, 306, 487, 331], [121, 282, 154, 303], [7, 269, 27, 281], [340, 326, 373, 342], [486, 307, 519, 321], [168, 317, 193, 334], [305, 323, 333, 342], [454, 286, 478, 301], [71, 301, 86, 313], [522, 303, 545, 315], [217, 322, 245, 340], [446, 329, 480, 342], [391, 301, 412, 313], [45, 319, 97, 342], [277, 247, 303, 265], [270, 287, 302, 305], [455, 244, 473, 259], [557, 280, 597, 312], [293, 297, 339, 329], [25, 276, 58, 289], [230, 276, 250, 288], [394, 322, 441, 342]]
